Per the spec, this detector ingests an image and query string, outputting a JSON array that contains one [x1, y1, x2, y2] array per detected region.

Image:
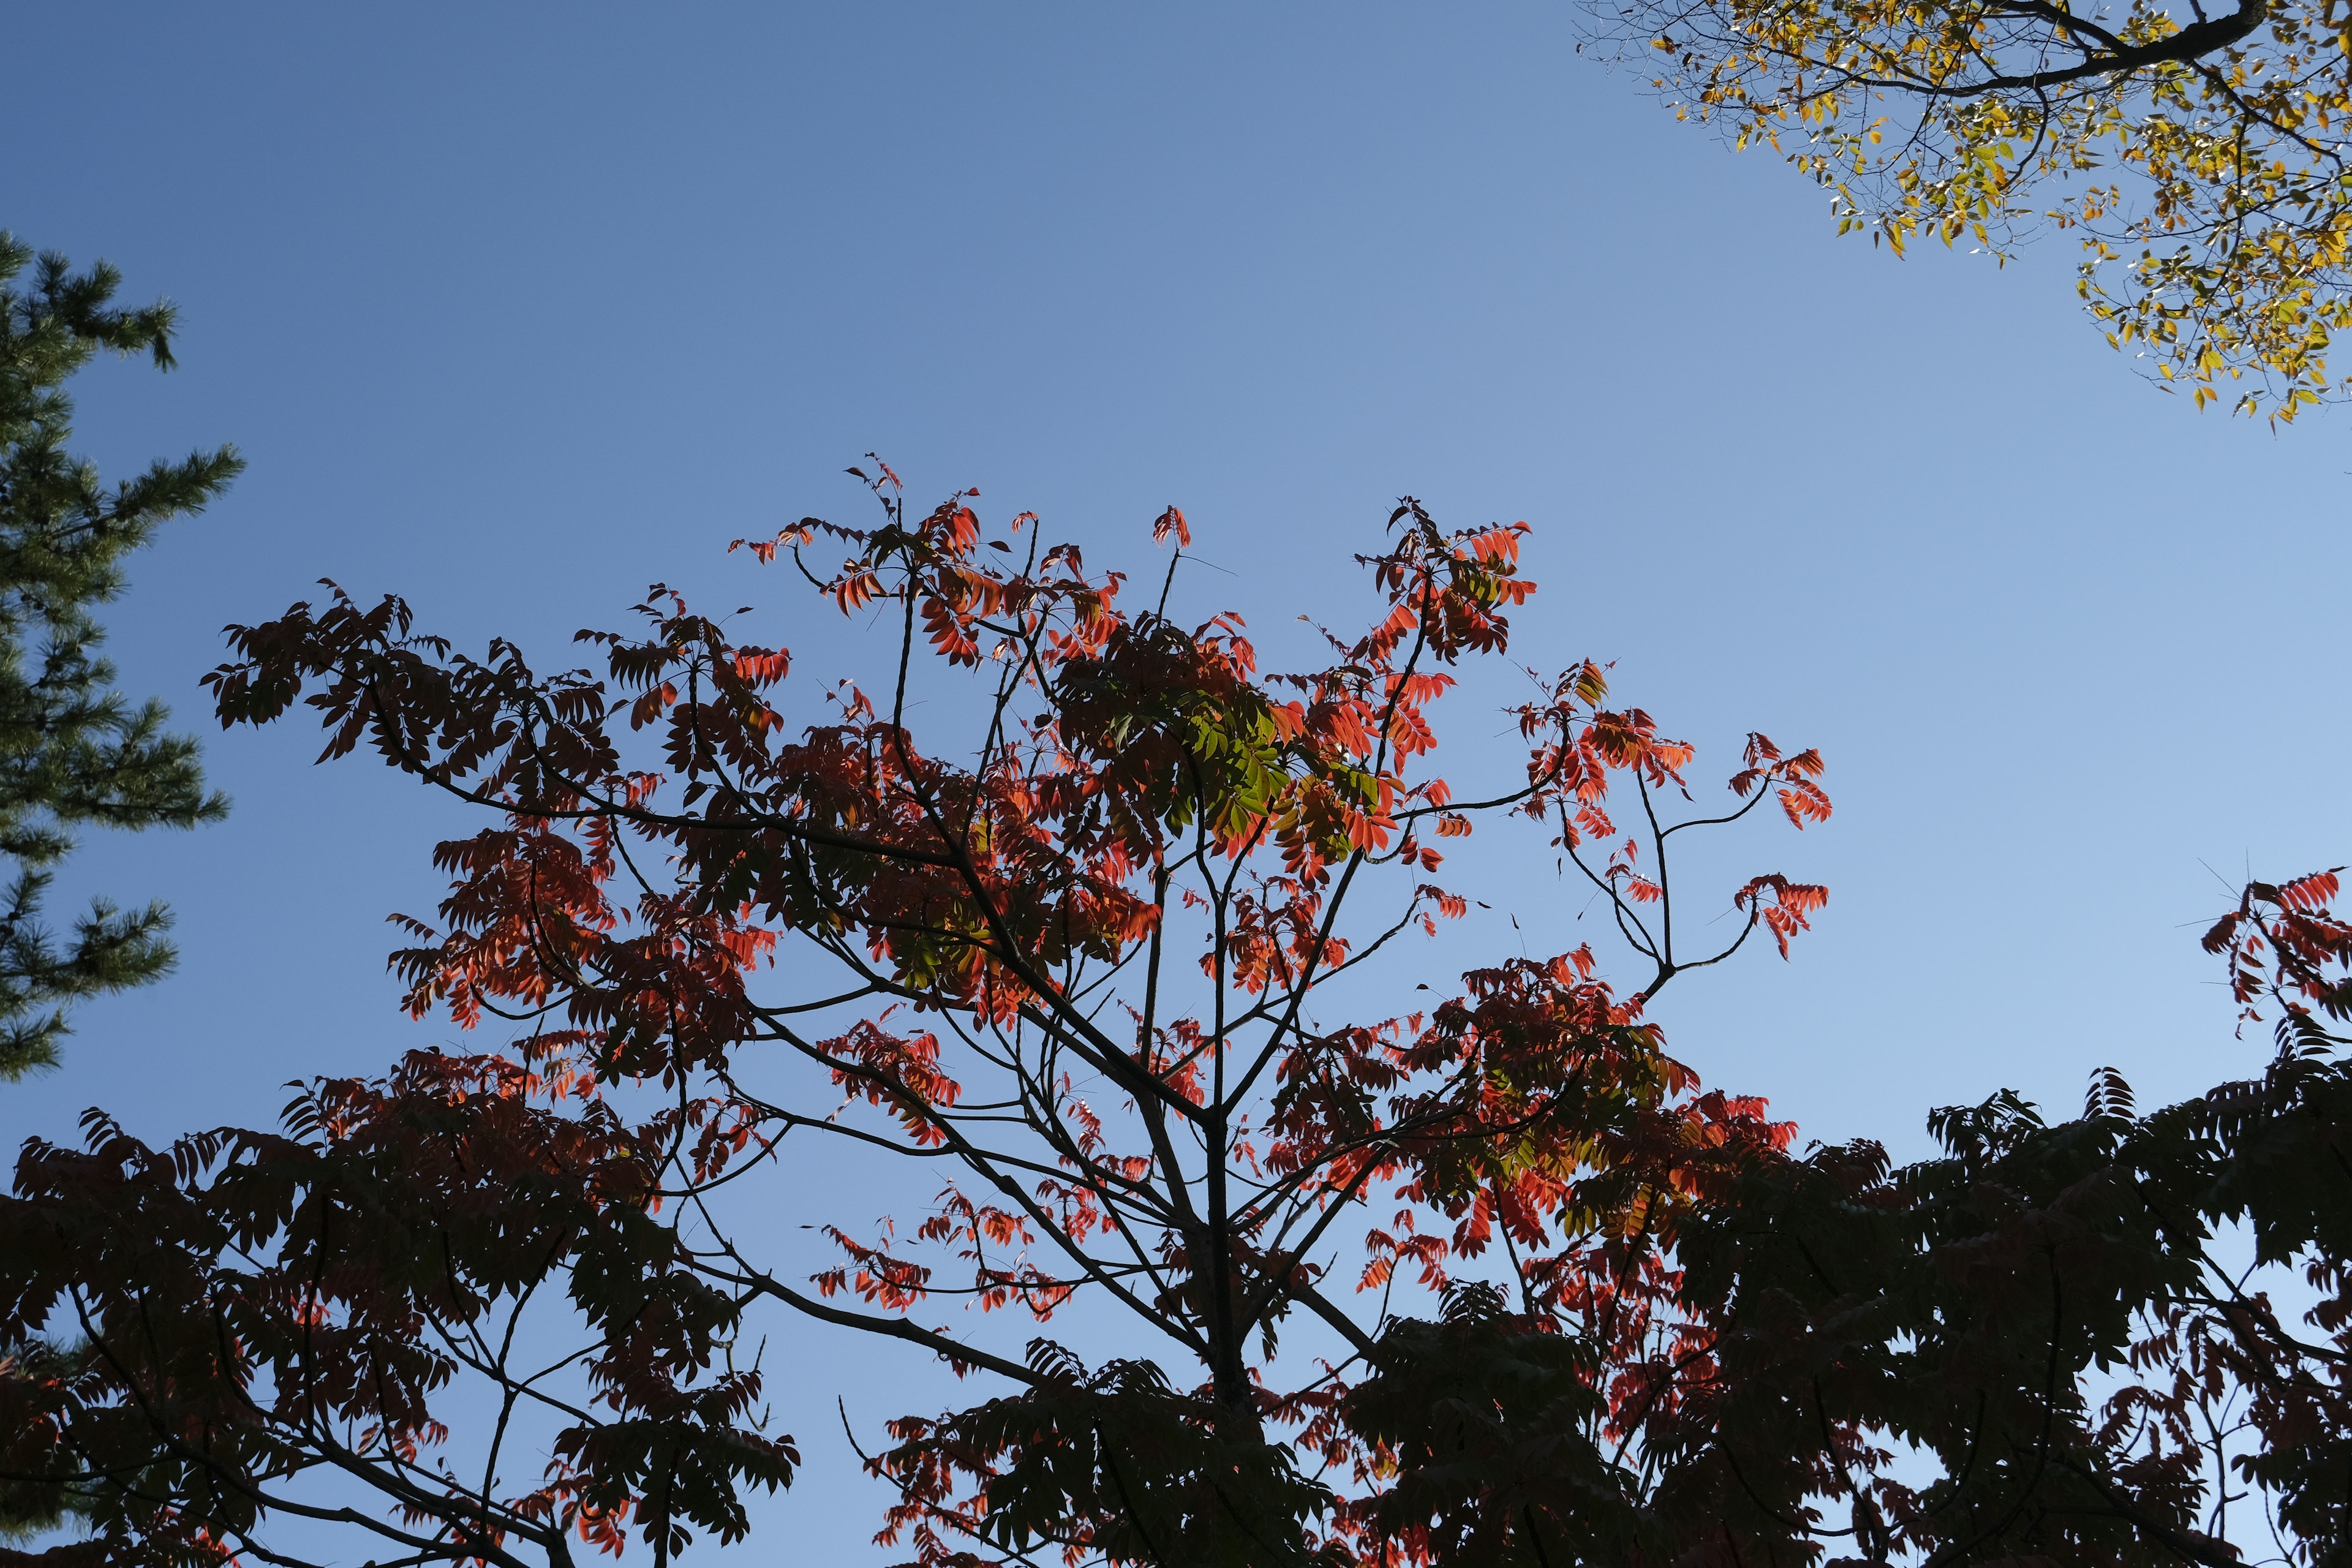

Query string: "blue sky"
[[7, 4, 2350, 1558]]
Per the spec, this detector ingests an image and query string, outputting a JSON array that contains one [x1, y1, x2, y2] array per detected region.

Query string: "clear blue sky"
[[7, 4, 2348, 1558]]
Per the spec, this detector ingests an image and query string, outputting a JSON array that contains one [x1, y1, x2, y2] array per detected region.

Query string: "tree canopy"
[[0, 475, 2343, 1566], [0, 236, 236, 1080], [1593, 0, 2352, 417]]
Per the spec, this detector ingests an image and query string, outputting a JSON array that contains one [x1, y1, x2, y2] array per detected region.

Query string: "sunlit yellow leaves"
[[1593, 0, 2352, 412]]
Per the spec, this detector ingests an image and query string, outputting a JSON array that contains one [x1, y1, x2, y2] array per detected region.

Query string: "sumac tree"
[[1, 473, 1829, 1568], [3, 467, 2343, 1566]]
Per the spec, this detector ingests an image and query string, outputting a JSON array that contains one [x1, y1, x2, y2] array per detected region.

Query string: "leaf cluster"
[[0, 1050, 795, 1568], [1588, 0, 2352, 415], [1340, 878, 2352, 1566]]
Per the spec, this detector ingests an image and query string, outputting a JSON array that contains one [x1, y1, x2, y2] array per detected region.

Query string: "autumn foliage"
[[2, 469, 2346, 1566], [1597, 0, 2352, 417]]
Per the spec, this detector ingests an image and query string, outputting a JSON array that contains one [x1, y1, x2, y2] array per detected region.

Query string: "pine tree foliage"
[[0, 235, 236, 1080]]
